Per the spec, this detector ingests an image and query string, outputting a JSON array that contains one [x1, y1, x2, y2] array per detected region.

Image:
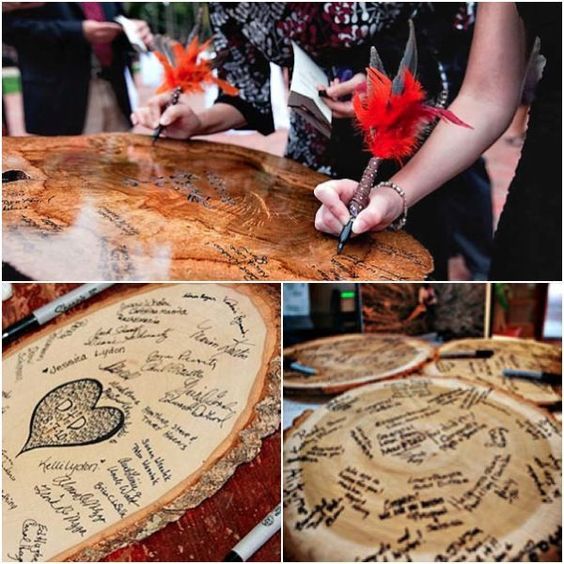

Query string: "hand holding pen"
[[141, 29, 238, 145], [151, 86, 182, 144], [314, 21, 471, 254]]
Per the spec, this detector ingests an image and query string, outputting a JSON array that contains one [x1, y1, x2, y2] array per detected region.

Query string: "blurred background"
[[2, 1, 289, 152], [283, 283, 562, 346]]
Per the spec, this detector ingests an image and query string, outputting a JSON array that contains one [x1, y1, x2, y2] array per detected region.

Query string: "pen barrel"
[[2, 315, 38, 345], [153, 86, 182, 141], [503, 368, 561, 383], [34, 283, 113, 325], [170, 85, 182, 105], [230, 504, 281, 561], [348, 157, 381, 217]]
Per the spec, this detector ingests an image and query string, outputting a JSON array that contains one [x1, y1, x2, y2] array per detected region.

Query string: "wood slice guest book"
[[2, 134, 432, 281], [424, 338, 562, 405], [283, 377, 562, 562], [2, 283, 280, 562], [283, 333, 435, 394]]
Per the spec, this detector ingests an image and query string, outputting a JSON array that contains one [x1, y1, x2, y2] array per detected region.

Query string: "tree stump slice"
[[283, 333, 435, 394], [2, 134, 433, 281], [423, 338, 562, 405], [283, 377, 562, 562], [2, 283, 280, 561]]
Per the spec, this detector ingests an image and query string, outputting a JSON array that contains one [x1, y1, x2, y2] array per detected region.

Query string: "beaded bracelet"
[[373, 181, 408, 231]]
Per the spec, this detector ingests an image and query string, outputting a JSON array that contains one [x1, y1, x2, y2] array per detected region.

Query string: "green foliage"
[[123, 2, 210, 43]]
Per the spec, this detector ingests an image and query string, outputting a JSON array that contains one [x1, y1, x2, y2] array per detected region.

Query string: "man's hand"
[[129, 18, 154, 50], [131, 93, 202, 139], [82, 20, 122, 44]]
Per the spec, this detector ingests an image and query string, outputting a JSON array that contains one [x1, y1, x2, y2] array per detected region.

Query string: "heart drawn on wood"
[[19, 378, 125, 455], [2, 284, 280, 562]]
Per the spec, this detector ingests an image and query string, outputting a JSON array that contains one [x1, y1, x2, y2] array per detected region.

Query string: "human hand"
[[130, 93, 202, 139], [318, 73, 366, 119], [129, 18, 154, 50], [82, 20, 122, 44], [314, 179, 404, 236]]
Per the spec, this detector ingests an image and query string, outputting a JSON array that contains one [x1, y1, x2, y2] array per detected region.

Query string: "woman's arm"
[[131, 96, 246, 139], [132, 4, 273, 139], [315, 2, 530, 236]]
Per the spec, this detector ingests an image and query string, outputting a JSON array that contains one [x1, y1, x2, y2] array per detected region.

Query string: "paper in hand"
[[288, 42, 332, 137], [115, 15, 148, 53]]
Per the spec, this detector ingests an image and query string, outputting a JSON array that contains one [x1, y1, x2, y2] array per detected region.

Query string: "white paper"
[[115, 15, 148, 53], [289, 41, 331, 125]]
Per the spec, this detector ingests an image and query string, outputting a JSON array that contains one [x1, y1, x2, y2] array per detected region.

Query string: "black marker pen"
[[2, 283, 114, 345], [502, 368, 561, 385], [440, 349, 495, 360]]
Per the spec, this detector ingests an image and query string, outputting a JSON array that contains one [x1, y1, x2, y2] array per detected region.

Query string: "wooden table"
[[2, 134, 433, 281], [2, 284, 280, 562]]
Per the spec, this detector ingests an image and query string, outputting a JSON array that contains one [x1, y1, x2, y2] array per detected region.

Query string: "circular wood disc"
[[2, 134, 432, 281], [284, 377, 562, 562], [424, 338, 562, 405], [2, 283, 280, 561], [283, 333, 435, 394]]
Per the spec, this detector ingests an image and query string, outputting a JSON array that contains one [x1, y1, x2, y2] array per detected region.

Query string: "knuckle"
[[314, 212, 326, 232], [314, 183, 331, 200]]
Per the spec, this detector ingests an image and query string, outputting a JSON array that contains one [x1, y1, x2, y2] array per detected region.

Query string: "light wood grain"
[[2, 283, 280, 562], [284, 376, 562, 562], [2, 134, 433, 281], [283, 333, 435, 394], [423, 338, 562, 405]]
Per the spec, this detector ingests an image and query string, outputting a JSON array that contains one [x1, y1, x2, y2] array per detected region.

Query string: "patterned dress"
[[209, 2, 446, 177]]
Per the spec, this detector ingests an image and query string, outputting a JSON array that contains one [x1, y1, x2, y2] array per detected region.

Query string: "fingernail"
[[352, 218, 367, 235], [160, 115, 171, 126]]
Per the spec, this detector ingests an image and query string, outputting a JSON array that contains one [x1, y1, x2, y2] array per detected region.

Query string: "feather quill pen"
[[151, 13, 238, 144], [337, 20, 472, 253]]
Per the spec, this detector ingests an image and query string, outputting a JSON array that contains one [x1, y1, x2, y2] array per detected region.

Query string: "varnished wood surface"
[[284, 377, 562, 562], [2, 283, 280, 562], [283, 333, 435, 394], [2, 134, 433, 281], [424, 338, 562, 406]]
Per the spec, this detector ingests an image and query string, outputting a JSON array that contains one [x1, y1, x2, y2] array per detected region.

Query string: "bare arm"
[[392, 2, 528, 207], [131, 95, 246, 139], [196, 103, 247, 135], [315, 2, 530, 236]]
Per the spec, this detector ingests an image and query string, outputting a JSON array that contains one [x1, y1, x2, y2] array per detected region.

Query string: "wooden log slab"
[[283, 333, 435, 394], [2, 283, 280, 562], [283, 377, 562, 562], [423, 338, 562, 405], [2, 134, 433, 281]]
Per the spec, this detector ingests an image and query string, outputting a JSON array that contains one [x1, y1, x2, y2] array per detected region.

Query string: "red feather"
[[353, 67, 471, 162], [155, 37, 238, 96]]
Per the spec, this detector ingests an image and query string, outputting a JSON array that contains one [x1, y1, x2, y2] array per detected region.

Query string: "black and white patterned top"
[[210, 2, 455, 177]]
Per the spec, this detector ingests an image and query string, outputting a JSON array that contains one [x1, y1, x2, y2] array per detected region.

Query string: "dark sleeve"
[[209, 3, 274, 135], [2, 10, 85, 48]]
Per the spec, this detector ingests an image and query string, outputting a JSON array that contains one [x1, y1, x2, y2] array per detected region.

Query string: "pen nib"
[[337, 219, 354, 255]]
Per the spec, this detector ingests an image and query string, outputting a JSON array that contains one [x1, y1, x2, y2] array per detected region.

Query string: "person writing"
[[313, 2, 560, 280], [132, 3, 492, 279]]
